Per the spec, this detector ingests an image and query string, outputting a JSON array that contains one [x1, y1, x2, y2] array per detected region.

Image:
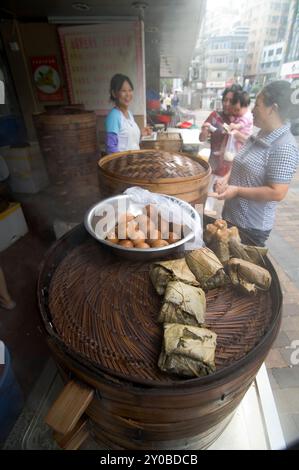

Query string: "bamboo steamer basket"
[[38, 223, 282, 450], [98, 149, 211, 205], [33, 108, 100, 220]]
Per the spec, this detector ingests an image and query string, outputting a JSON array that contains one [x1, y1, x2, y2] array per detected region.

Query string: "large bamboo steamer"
[[33, 108, 100, 221], [38, 224, 282, 450], [47, 338, 264, 450], [98, 149, 211, 205]]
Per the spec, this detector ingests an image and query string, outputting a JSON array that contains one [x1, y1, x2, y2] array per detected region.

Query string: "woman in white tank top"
[[105, 74, 151, 154]]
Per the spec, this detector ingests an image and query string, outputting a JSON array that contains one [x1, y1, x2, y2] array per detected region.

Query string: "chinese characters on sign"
[[58, 22, 145, 115], [30, 56, 64, 101]]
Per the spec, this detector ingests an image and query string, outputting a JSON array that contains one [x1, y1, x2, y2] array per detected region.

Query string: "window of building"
[[276, 47, 283, 54], [268, 49, 274, 56]]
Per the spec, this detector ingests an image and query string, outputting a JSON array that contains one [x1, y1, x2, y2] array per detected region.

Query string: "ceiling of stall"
[[0, 0, 205, 78]]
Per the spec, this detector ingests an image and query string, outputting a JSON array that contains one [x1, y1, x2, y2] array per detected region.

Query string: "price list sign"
[[59, 22, 145, 115]]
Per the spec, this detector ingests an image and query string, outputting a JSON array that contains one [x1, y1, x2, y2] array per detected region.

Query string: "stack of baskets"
[[38, 224, 282, 450], [98, 149, 211, 206], [33, 107, 100, 221]]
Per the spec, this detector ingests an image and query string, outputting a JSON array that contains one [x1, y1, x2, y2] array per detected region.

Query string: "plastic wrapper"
[[223, 134, 238, 162]]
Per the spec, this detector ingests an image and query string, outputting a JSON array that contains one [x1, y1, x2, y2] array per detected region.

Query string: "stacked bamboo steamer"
[[33, 107, 100, 221], [98, 149, 211, 206]]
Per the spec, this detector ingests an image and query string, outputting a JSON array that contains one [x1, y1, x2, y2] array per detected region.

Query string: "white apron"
[[118, 111, 141, 151]]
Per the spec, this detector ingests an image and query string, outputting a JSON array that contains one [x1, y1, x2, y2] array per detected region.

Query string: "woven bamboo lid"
[[99, 150, 207, 181], [46, 238, 273, 385], [33, 109, 96, 127]]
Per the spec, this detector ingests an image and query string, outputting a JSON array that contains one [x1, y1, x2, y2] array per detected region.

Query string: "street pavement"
[[181, 106, 299, 447]]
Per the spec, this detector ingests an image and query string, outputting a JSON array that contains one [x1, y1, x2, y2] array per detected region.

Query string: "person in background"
[[171, 91, 180, 109], [0, 266, 16, 310], [214, 80, 299, 246], [164, 94, 172, 111], [105, 74, 151, 154], [228, 90, 253, 151], [200, 84, 242, 215]]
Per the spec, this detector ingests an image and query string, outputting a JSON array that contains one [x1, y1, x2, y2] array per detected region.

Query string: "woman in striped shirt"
[[214, 80, 299, 246]]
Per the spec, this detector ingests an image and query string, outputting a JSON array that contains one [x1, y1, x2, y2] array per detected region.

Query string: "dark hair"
[[261, 80, 292, 120], [222, 83, 242, 101], [109, 74, 134, 102], [232, 91, 251, 107]]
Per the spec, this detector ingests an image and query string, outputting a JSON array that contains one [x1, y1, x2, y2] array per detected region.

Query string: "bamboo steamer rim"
[[98, 150, 211, 184], [33, 111, 96, 125], [37, 224, 282, 389]]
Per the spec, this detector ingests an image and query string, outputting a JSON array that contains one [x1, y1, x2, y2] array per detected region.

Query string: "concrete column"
[[144, 30, 160, 96]]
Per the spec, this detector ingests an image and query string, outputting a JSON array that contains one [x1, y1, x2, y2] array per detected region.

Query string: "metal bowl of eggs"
[[84, 194, 198, 261]]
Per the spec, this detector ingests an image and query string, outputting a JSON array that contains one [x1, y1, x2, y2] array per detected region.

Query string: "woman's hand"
[[199, 124, 210, 142], [141, 126, 153, 137], [215, 185, 239, 200], [213, 177, 227, 194]]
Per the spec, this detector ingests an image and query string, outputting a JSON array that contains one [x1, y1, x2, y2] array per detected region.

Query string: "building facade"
[[259, 41, 286, 83], [281, 0, 299, 80], [191, 26, 248, 109], [242, 0, 291, 84]]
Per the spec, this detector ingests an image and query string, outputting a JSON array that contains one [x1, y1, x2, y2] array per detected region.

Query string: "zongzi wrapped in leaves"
[[158, 324, 217, 377], [227, 258, 272, 295], [149, 258, 199, 295], [212, 226, 230, 265], [228, 238, 268, 267], [243, 245, 268, 266], [185, 247, 228, 290], [204, 223, 219, 245], [158, 281, 206, 326], [204, 220, 241, 265]]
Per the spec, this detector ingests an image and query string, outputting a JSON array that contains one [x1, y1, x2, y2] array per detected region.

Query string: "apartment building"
[[259, 41, 286, 82], [281, 0, 299, 79], [242, 0, 291, 82]]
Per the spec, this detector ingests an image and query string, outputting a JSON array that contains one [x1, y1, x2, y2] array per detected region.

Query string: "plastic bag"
[[124, 187, 203, 249], [223, 134, 238, 162]]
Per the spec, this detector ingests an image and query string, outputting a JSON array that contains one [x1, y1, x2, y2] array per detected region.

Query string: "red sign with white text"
[[31, 56, 64, 101]]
